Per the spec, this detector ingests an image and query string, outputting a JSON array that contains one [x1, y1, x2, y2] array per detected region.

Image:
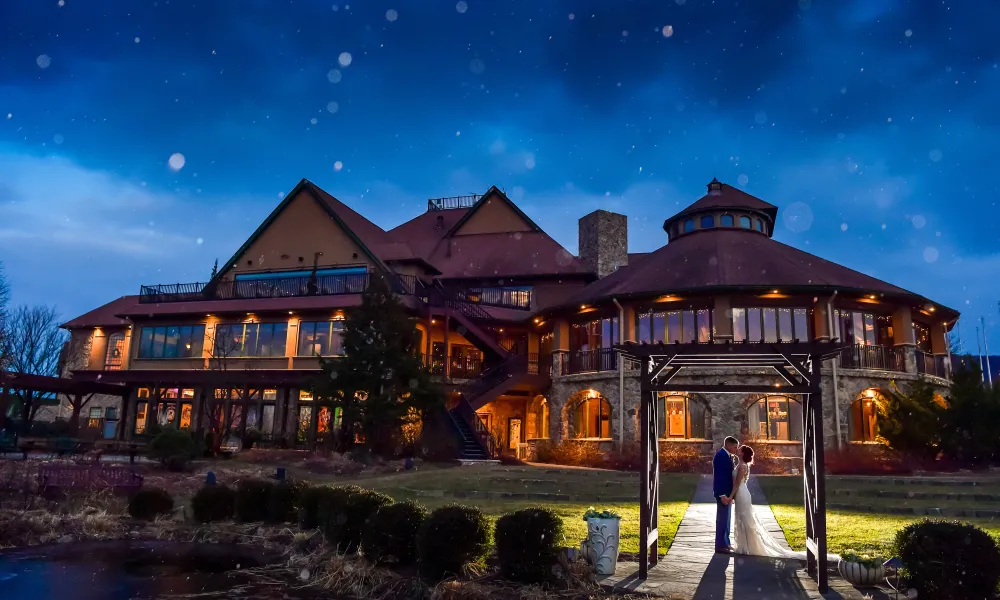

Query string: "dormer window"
[[721, 214, 734, 227], [683, 219, 694, 233], [700, 215, 715, 229], [739, 216, 752, 228], [707, 178, 723, 194]]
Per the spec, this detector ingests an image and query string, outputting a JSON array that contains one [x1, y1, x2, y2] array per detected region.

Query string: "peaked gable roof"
[[445, 186, 542, 237], [215, 179, 393, 280], [61, 296, 138, 329]]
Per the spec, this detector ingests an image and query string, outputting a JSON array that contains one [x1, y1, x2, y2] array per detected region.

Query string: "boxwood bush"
[[191, 484, 236, 523], [894, 519, 1000, 600], [266, 481, 303, 524], [417, 504, 492, 580], [127, 487, 175, 521], [495, 507, 563, 583], [297, 485, 335, 529], [361, 501, 428, 565], [235, 479, 275, 522], [319, 486, 393, 553]]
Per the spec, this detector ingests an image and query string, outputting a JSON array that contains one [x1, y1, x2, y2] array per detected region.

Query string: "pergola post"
[[803, 355, 828, 591], [638, 356, 660, 578]]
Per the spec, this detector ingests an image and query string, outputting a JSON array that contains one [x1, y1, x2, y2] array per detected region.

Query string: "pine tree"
[[210, 258, 219, 280], [312, 273, 443, 455], [876, 378, 943, 462]]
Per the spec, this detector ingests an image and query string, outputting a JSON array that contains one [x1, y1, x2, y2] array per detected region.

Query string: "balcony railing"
[[836, 344, 906, 373], [563, 348, 619, 375], [139, 273, 420, 304], [427, 194, 480, 211], [916, 350, 949, 379], [449, 287, 532, 311]]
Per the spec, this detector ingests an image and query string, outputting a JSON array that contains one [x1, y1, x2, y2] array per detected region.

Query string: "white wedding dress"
[[731, 464, 806, 559]]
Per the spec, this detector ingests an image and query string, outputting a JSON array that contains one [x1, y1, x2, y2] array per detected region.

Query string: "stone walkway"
[[599, 475, 890, 599]]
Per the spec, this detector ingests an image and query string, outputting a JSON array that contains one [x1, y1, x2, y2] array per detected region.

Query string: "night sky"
[[1, 0, 998, 351]]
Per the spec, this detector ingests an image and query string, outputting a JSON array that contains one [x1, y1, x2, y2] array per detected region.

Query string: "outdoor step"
[[833, 476, 994, 487], [830, 488, 1000, 503], [827, 502, 1000, 518]]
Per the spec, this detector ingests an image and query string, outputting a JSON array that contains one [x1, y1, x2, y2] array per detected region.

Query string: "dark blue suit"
[[712, 448, 735, 549]]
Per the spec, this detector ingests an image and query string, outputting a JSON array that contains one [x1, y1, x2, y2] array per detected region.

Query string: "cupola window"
[[754, 219, 764, 232], [739, 216, 752, 228], [700, 215, 714, 229], [721, 214, 734, 227], [683, 219, 694, 233]]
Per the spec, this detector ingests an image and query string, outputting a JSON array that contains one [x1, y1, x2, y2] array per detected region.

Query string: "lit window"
[[137, 325, 205, 359], [297, 321, 346, 356], [532, 398, 550, 439], [747, 396, 803, 441], [214, 322, 287, 357], [739, 216, 752, 228], [571, 394, 612, 439], [700, 215, 715, 228], [733, 307, 810, 342], [105, 333, 126, 370], [683, 219, 694, 232], [850, 390, 882, 442], [656, 394, 706, 439]]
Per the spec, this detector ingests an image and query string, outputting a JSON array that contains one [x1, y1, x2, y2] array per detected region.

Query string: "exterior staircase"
[[447, 407, 490, 460]]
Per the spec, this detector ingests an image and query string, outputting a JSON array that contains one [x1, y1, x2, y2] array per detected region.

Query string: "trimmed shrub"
[[266, 481, 303, 524], [417, 505, 492, 580], [320, 487, 393, 553], [148, 426, 198, 471], [361, 501, 428, 565], [894, 519, 1000, 600], [495, 507, 563, 583], [235, 479, 275, 522], [297, 485, 337, 530], [825, 444, 911, 476], [191, 484, 236, 523], [127, 487, 175, 521]]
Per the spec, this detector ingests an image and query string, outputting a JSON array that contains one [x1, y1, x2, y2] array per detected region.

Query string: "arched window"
[[657, 393, 706, 439], [700, 215, 715, 229], [850, 389, 882, 442], [571, 393, 612, 439], [105, 332, 126, 370], [739, 215, 752, 228], [754, 219, 764, 232], [721, 214, 734, 227], [747, 396, 803, 441], [530, 396, 550, 439], [683, 219, 695, 233]]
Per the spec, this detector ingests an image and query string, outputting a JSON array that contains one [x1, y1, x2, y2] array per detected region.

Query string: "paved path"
[[600, 475, 890, 599]]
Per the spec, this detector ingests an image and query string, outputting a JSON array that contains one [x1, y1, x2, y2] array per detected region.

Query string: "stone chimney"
[[578, 210, 628, 278]]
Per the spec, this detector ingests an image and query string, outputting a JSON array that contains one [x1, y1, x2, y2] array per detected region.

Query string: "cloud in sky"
[[1, 0, 998, 345]]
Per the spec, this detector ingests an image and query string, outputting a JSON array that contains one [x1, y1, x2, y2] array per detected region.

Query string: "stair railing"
[[458, 354, 529, 405], [452, 397, 498, 459]]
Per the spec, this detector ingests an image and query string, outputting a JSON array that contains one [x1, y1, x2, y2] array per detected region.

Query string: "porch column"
[[931, 322, 950, 379], [116, 386, 133, 441], [621, 305, 637, 342], [812, 299, 831, 342], [713, 296, 734, 342], [892, 305, 917, 373], [444, 312, 451, 378], [552, 319, 570, 376]]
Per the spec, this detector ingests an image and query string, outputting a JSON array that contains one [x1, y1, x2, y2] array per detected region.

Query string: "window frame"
[[215, 322, 288, 358], [570, 394, 612, 440], [656, 393, 707, 440], [732, 307, 811, 343], [296, 319, 346, 357], [720, 214, 735, 227], [739, 215, 752, 228], [636, 309, 714, 344], [683, 219, 695, 232], [136, 325, 205, 359], [699, 215, 715, 229], [747, 396, 803, 441], [849, 396, 880, 442]]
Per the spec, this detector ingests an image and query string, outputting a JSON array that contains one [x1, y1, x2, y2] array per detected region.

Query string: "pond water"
[[0, 541, 315, 599]]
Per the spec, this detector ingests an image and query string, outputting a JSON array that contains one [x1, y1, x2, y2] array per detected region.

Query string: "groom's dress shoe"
[[715, 547, 732, 554]]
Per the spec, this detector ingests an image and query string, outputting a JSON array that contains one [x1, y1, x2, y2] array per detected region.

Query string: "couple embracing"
[[712, 436, 800, 558]]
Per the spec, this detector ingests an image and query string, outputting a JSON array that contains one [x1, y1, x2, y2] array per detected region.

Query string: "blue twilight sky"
[[0, 0, 998, 351]]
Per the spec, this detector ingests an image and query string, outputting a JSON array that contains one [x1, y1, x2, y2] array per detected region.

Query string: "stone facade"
[[578, 210, 628, 278], [539, 362, 951, 459]]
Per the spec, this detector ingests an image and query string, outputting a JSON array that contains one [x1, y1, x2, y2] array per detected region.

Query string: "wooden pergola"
[[0, 372, 131, 432], [615, 340, 850, 593]]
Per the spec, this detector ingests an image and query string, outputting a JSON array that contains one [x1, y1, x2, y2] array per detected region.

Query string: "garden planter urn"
[[583, 517, 620, 575], [837, 558, 885, 587]]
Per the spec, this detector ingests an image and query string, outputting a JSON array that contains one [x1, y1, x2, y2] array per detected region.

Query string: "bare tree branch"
[[0, 262, 10, 373], [2, 305, 66, 431]]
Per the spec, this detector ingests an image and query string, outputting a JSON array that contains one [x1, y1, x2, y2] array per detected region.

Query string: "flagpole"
[[977, 325, 985, 382], [983, 317, 993, 387]]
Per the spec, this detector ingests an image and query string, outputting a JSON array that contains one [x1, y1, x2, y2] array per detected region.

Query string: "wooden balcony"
[[916, 350, 949, 379], [836, 344, 906, 373], [562, 348, 619, 375]]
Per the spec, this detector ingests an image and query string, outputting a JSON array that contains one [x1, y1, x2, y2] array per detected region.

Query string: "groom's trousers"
[[715, 496, 732, 548]]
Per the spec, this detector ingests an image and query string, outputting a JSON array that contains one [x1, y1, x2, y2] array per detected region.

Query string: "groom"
[[713, 436, 740, 553]]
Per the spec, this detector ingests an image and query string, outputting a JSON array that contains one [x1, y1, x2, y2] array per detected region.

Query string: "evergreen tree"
[[210, 258, 219, 280], [312, 273, 443, 455], [876, 378, 944, 462], [939, 363, 1000, 465]]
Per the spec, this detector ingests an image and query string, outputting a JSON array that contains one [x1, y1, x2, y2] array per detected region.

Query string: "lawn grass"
[[759, 475, 1000, 556], [307, 463, 698, 555]]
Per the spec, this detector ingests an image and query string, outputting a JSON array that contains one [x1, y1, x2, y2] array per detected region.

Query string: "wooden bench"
[[37, 463, 144, 496]]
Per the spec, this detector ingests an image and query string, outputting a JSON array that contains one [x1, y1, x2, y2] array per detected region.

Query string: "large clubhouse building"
[[56, 178, 957, 460]]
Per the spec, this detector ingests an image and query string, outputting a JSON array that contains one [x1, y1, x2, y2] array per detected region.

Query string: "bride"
[[723, 445, 811, 559]]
